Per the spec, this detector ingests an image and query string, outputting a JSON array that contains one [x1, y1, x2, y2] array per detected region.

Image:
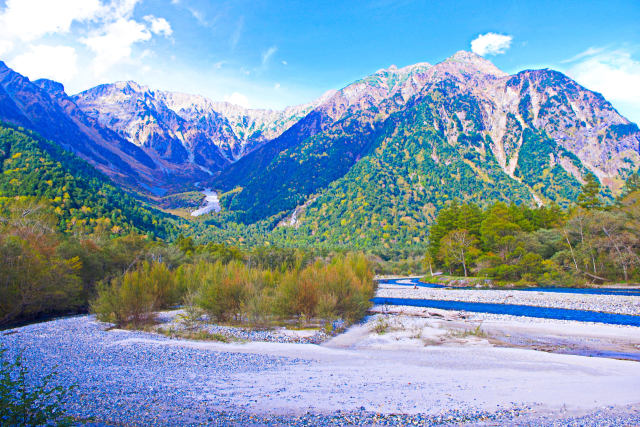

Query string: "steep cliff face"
[[72, 83, 328, 171], [72, 82, 229, 174], [502, 69, 639, 186]]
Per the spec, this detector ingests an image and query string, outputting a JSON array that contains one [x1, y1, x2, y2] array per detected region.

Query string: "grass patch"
[[157, 328, 239, 343], [372, 316, 390, 334], [446, 324, 487, 339]]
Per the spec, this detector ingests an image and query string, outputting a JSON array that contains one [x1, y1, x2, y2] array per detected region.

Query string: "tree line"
[[426, 173, 640, 285]]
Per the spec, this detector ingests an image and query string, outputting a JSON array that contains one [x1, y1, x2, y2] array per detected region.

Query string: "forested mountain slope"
[[213, 52, 639, 240], [0, 123, 179, 239], [0, 51, 638, 251]]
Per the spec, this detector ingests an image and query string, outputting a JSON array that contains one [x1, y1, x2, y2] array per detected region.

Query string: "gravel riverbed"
[[3, 314, 640, 426], [154, 310, 332, 344]]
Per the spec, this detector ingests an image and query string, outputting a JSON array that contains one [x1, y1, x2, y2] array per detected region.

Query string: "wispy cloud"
[[188, 7, 208, 27], [213, 60, 227, 70], [261, 46, 278, 66], [470, 33, 513, 56], [230, 16, 244, 50], [560, 47, 607, 64]]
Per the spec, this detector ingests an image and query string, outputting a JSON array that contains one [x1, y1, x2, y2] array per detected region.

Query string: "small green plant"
[[373, 316, 390, 334], [177, 291, 204, 329], [409, 327, 423, 339], [0, 346, 76, 426], [446, 324, 487, 339]]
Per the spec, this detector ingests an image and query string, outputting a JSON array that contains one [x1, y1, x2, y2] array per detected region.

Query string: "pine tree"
[[577, 174, 602, 210], [621, 172, 640, 198]]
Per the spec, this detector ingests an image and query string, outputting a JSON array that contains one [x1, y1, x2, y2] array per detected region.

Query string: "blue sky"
[[0, 0, 639, 122]]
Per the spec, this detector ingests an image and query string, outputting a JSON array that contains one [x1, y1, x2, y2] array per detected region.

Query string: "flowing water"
[[191, 189, 221, 217], [375, 278, 640, 327]]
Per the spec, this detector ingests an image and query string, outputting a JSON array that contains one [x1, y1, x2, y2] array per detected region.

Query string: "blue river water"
[[380, 278, 640, 296], [371, 297, 640, 327], [375, 278, 640, 327]]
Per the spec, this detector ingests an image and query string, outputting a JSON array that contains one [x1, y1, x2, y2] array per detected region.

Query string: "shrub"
[[92, 252, 375, 329], [194, 261, 252, 322], [275, 253, 375, 322], [0, 234, 83, 326], [0, 346, 76, 425], [91, 261, 179, 327]]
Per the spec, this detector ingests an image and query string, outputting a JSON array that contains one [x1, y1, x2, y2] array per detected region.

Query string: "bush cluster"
[[91, 253, 375, 328]]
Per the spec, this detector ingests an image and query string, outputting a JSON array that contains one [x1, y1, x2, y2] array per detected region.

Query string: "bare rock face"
[[502, 70, 639, 186], [387, 51, 640, 192], [72, 83, 328, 172], [72, 82, 228, 174]]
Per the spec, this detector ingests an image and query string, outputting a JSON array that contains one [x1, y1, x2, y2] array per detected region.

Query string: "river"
[[191, 189, 221, 217], [375, 278, 640, 326]]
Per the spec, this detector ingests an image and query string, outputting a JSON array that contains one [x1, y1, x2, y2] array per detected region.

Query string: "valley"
[[1, 9, 640, 422], [2, 51, 639, 250], [191, 189, 221, 217]]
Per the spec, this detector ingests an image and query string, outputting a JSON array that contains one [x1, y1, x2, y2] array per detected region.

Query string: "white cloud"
[[225, 92, 250, 108], [470, 33, 512, 56], [0, 0, 102, 42], [0, 40, 14, 56], [230, 16, 244, 49], [564, 48, 640, 123], [10, 45, 78, 83], [104, 0, 142, 20], [274, 83, 281, 89], [188, 8, 207, 27], [0, 0, 172, 81], [560, 47, 606, 64], [261, 46, 277, 66], [82, 18, 151, 76], [281, 60, 288, 66], [144, 16, 172, 36]]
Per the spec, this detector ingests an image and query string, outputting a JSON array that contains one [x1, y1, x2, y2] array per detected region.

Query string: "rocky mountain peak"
[[440, 50, 508, 77], [33, 79, 66, 98], [113, 80, 149, 94]]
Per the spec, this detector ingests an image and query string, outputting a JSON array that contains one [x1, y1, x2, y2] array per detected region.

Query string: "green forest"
[[0, 124, 180, 239], [426, 173, 640, 285]]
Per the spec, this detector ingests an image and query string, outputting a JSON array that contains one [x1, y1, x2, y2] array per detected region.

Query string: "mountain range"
[[1, 51, 639, 248]]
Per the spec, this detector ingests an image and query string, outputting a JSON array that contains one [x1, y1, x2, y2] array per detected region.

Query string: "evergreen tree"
[[577, 174, 602, 210], [620, 171, 640, 198]]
